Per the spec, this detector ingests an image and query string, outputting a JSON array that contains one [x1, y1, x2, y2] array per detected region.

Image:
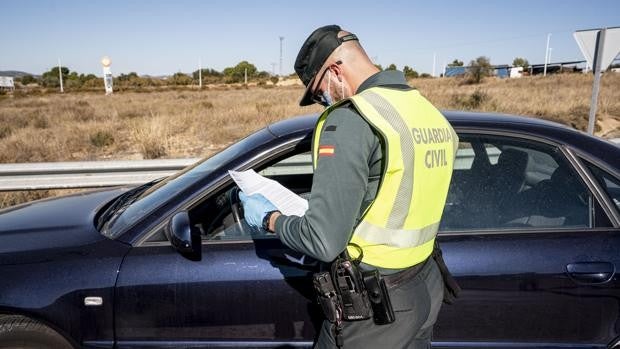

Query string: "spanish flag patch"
[[318, 145, 335, 157]]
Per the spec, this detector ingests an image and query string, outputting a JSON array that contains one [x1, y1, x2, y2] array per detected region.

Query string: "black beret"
[[295, 25, 358, 106]]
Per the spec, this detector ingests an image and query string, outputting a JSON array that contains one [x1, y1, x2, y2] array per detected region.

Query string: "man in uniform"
[[240, 25, 458, 348]]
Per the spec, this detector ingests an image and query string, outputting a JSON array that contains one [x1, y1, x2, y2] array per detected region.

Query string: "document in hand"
[[228, 169, 309, 217]]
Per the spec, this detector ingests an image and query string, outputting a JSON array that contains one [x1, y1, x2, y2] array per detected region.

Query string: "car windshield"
[[100, 129, 272, 239]]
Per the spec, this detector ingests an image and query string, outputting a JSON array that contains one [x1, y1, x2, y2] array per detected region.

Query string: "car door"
[[433, 132, 620, 349], [114, 154, 320, 348]]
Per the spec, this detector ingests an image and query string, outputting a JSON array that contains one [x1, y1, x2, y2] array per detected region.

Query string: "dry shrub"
[[450, 89, 489, 110], [131, 119, 170, 159], [117, 108, 143, 119], [0, 111, 30, 130], [61, 101, 97, 122], [0, 136, 55, 163], [90, 130, 115, 147], [255, 101, 273, 115], [196, 101, 214, 109], [32, 113, 50, 129], [0, 125, 12, 139]]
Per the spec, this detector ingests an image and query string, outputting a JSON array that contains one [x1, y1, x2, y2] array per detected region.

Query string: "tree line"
[[16, 56, 535, 89], [16, 61, 278, 89]]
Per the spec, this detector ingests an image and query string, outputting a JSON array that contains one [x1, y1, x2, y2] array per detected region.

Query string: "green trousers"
[[314, 258, 444, 349]]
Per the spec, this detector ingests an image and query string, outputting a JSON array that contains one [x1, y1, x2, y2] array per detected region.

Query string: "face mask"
[[322, 70, 334, 106], [320, 70, 347, 107], [321, 90, 333, 107]]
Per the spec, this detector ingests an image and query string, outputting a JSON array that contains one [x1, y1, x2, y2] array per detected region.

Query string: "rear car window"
[[441, 134, 592, 232], [584, 161, 620, 211]]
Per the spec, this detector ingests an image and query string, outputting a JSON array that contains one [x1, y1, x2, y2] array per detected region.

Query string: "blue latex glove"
[[238, 192, 277, 229]]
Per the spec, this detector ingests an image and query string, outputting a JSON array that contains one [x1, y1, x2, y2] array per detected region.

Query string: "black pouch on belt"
[[312, 271, 341, 323], [362, 269, 395, 325], [332, 256, 372, 321], [432, 241, 461, 304]]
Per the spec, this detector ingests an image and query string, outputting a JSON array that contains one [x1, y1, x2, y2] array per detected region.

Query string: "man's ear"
[[330, 63, 343, 82]]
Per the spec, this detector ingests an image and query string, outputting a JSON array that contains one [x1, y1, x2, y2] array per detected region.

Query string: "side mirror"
[[164, 211, 202, 261]]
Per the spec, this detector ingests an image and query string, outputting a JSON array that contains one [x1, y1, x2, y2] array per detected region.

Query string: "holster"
[[431, 241, 461, 304], [313, 245, 396, 325], [331, 256, 372, 321], [362, 269, 395, 325]]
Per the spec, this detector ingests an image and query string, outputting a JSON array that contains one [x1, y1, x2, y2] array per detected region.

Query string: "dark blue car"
[[1, 111, 619, 349]]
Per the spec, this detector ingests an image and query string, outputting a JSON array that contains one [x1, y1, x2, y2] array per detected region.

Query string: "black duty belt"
[[382, 257, 430, 289]]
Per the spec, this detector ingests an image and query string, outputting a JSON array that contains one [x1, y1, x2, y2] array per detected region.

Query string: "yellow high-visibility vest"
[[312, 87, 458, 269]]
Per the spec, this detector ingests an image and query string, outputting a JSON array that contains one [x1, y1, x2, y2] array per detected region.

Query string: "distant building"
[[0, 76, 14, 91], [444, 66, 467, 77], [510, 67, 524, 78], [444, 60, 590, 78], [493, 65, 510, 78], [528, 60, 585, 75], [444, 65, 518, 79]]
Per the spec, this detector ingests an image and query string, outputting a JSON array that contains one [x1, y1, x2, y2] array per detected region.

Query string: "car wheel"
[[0, 315, 73, 349]]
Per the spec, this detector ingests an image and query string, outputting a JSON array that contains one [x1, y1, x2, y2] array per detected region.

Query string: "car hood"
[[0, 188, 127, 255]]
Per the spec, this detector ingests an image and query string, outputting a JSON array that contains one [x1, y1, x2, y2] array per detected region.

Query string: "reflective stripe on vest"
[[312, 87, 458, 269]]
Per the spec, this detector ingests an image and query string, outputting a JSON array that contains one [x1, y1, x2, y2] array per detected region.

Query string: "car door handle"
[[566, 262, 615, 284]]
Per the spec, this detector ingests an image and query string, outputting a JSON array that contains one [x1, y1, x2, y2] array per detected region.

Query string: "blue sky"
[[1, 0, 619, 76]]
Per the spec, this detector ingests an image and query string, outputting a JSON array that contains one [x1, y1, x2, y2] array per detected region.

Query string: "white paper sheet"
[[228, 169, 308, 216]]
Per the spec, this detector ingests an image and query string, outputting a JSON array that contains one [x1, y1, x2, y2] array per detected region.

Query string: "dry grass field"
[[1, 73, 619, 207], [0, 86, 321, 163]]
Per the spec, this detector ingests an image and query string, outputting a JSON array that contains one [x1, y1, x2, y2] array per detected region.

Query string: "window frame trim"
[[437, 226, 618, 237], [569, 149, 620, 227]]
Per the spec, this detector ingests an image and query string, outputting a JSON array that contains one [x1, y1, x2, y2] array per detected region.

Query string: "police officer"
[[240, 25, 458, 348]]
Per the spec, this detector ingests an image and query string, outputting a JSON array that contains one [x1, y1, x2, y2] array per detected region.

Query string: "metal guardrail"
[[0, 154, 314, 191], [0, 159, 199, 191], [1, 139, 618, 191]]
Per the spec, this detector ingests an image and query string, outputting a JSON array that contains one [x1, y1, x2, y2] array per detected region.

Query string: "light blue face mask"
[[320, 70, 346, 107], [321, 91, 333, 107], [321, 70, 334, 107]]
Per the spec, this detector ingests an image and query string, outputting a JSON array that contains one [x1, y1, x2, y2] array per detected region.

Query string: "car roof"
[[267, 110, 620, 172]]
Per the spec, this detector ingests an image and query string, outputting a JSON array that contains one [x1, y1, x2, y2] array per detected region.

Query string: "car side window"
[[190, 151, 314, 242], [440, 134, 593, 232], [584, 161, 620, 211]]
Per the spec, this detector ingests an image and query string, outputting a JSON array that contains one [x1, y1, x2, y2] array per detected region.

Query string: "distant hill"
[[0, 71, 40, 78]]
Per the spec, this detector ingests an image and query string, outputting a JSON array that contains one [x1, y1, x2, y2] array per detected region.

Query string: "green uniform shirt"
[[275, 70, 411, 263]]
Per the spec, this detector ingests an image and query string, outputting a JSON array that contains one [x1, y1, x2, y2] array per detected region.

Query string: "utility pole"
[[548, 48, 553, 66], [58, 58, 64, 93], [543, 33, 551, 76], [198, 59, 202, 89], [279, 36, 284, 76], [244, 68, 248, 85], [432, 52, 437, 77]]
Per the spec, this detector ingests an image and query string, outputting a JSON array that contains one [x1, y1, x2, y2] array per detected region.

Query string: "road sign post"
[[587, 29, 606, 135], [574, 27, 620, 135]]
